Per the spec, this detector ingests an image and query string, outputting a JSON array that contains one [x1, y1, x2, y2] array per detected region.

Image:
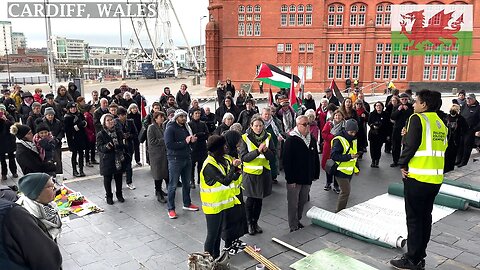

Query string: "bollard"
[[452, 88, 458, 95]]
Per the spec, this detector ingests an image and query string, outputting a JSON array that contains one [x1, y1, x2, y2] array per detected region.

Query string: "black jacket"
[[304, 99, 317, 111], [93, 107, 109, 134], [41, 117, 64, 148], [368, 110, 390, 141], [15, 141, 56, 174], [215, 104, 240, 125], [127, 112, 142, 138], [164, 121, 191, 159], [0, 199, 62, 270], [237, 109, 256, 132], [115, 118, 138, 155], [0, 115, 16, 154], [26, 113, 43, 132], [40, 102, 63, 120], [67, 82, 81, 102], [176, 91, 191, 112], [282, 134, 320, 185], [390, 104, 413, 130], [64, 112, 87, 151], [205, 113, 216, 134], [188, 119, 209, 158], [96, 128, 126, 175], [202, 156, 240, 187], [460, 101, 480, 131], [324, 94, 340, 106]]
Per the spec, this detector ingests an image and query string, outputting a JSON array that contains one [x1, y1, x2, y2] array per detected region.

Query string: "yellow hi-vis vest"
[[225, 155, 242, 196], [200, 155, 240, 214], [407, 112, 448, 184], [331, 136, 359, 176], [241, 133, 271, 175]]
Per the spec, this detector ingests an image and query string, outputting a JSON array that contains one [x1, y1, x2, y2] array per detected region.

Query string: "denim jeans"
[[167, 157, 192, 210]]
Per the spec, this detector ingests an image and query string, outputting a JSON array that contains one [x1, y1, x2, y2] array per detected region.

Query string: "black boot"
[[254, 222, 263, 234], [116, 192, 125, 203], [248, 223, 256, 235], [375, 160, 380, 168], [79, 167, 86, 177], [370, 161, 375, 168], [72, 162, 79, 177], [155, 190, 166, 203], [106, 195, 114, 205]]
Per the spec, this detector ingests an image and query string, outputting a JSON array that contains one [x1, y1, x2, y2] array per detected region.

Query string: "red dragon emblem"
[[400, 9, 464, 50]]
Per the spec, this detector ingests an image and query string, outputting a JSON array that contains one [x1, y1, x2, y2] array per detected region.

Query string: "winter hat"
[[399, 93, 410, 99], [467, 93, 476, 99], [207, 135, 226, 153], [32, 102, 41, 108], [344, 119, 359, 132], [166, 108, 176, 117], [36, 123, 50, 133], [45, 93, 54, 99], [0, 104, 6, 111], [10, 123, 31, 139], [19, 173, 51, 200], [21, 91, 33, 99], [66, 102, 76, 109], [171, 109, 187, 122], [44, 107, 56, 115], [100, 113, 114, 127], [224, 130, 242, 152]]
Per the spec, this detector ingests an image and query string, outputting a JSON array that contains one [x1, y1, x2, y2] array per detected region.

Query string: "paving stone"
[[126, 245, 158, 263], [455, 252, 480, 268], [88, 238, 120, 255], [61, 259, 82, 270], [434, 233, 460, 245], [428, 241, 463, 259], [145, 237, 177, 254], [453, 240, 480, 256], [116, 260, 146, 270], [425, 253, 448, 268], [99, 249, 132, 267], [82, 260, 112, 270], [114, 235, 145, 251], [436, 259, 476, 270], [71, 249, 102, 266]]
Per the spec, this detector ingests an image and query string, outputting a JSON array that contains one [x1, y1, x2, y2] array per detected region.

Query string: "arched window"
[[290, 5, 296, 12], [281, 5, 288, 12], [350, 3, 367, 26], [254, 5, 261, 13], [246, 5, 253, 13], [328, 4, 344, 27], [298, 5, 304, 12], [376, 3, 392, 26], [238, 5, 245, 13]]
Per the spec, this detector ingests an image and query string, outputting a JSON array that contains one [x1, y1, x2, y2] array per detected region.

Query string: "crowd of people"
[[0, 78, 479, 269]]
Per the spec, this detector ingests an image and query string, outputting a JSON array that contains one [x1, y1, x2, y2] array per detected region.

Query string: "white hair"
[[222, 112, 235, 122], [123, 92, 132, 99]]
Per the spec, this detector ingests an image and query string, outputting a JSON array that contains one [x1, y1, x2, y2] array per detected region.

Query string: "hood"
[[68, 82, 77, 92]]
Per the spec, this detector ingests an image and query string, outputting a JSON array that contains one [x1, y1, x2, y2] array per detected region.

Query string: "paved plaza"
[[3, 145, 479, 270]]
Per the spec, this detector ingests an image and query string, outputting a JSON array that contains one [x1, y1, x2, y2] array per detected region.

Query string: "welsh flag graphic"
[[391, 5, 473, 55]]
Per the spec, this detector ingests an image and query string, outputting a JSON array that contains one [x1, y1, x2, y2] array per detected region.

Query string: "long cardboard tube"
[[272, 238, 310, 257]]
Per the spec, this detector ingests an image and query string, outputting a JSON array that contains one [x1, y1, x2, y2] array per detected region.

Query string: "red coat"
[[321, 121, 335, 170], [316, 106, 328, 132], [84, 112, 96, 143]]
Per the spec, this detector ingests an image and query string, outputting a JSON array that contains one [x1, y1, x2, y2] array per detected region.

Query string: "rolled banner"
[[306, 206, 406, 248], [388, 182, 469, 210], [443, 179, 480, 193], [440, 184, 480, 208]]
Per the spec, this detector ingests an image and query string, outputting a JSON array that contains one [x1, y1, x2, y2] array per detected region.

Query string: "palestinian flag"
[[256, 63, 300, 89], [391, 4, 473, 55], [329, 79, 345, 103]]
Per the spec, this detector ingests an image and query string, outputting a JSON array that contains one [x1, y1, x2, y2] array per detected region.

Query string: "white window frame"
[[376, 43, 383, 52], [374, 66, 381, 79], [299, 43, 306, 52], [239, 5, 245, 13], [328, 66, 334, 79], [277, 44, 284, 52], [449, 66, 456, 80], [329, 44, 336, 52], [393, 55, 399, 64], [328, 54, 335, 64], [305, 14, 312, 25], [306, 66, 313, 80], [281, 14, 287, 26], [344, 65, 351, 79], [441, 66, 448, 80], [451, 55, 458, 64], [281, 5, 288, 13], [254, 22, 261, 36], [423, 66, 430, 80], [352, 66, 359, 79], [432, 66, 439, 80], [353, 53, 360, 64], [285, 43, 292, 52], [307, 43, 314, 52], [376, 53, 383, 64], [289, 14, 296, 26], [383, 65, 390, 79], [246, 22, 253, 36], [297, 13, 304, 26], [442, 55, 449, 65], [238, 22, 245, 36], [400, 66, 407, 79], [433, 55, 440, 65], [384, 54, 391, 64], [346, 43, 352, 52], [354, 43, 361, 52], [337, 54, 343, 64], [345, 53, 352, 64], [424, 55, 431, 64], [392, 65, 398, 79], [336, 66, 343, 79]]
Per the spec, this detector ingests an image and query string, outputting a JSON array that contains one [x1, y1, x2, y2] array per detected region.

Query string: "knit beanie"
[[171, 109, 187, 122], [36, 123, 50, 133], [10, 123, 31, 139], [18, 173, 51, 200], [344, 119, 359, 132], [0, 104, 6, 111], [44, 107, 56, 115], [207, 135, 226, 153]]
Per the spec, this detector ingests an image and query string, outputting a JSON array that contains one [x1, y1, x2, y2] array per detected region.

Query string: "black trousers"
[[325, 173, 339, 189], [0, 152, 16, 176], [404, 177, 441, 263], [103, 173, 123, 197], [369, 137, 383, 161], [205, 212, 225, 259], [245, 197, 263, 224], [85, 143, 96, 163], [71, 150, 84, 168], [456, 131, 475, 166], [391, 129, 402, 164], [191, 154, 207, 184], [133, 139, 141, 163]]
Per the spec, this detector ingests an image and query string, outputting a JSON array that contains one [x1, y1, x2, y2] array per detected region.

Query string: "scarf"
[[279, 107, 294, 132], [105, 128, 125, 170], [251, 129, 267, 145], [289, 127, 311, 146], [330, 120, 345, 136], [33, 132, 54, 161], [17, 138, 39, 155], [16, 195, 62, 240], [264, 117, 282, 139]]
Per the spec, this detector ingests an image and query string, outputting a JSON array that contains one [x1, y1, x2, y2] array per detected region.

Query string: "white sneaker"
[[127, 183, 136, 190]]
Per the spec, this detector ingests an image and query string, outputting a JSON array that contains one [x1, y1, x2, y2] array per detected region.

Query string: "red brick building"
[[206, 0, 478, 93]]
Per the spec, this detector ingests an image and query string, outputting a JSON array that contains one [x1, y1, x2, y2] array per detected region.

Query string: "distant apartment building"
[[190, 44, 206, 70], [11, 32, 26, 54], [51, 36, 87, 63], [0, 21, 13, 56]]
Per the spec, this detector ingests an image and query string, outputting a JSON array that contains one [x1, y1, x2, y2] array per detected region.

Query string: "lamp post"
[[199, 15, 207, 72], [5, 48, 11, 86]]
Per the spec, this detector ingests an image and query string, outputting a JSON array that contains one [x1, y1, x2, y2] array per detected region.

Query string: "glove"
[[74, 125, 79, 131]]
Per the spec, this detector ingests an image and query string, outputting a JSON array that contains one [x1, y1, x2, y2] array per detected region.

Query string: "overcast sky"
[[1, 0, 209, 48]]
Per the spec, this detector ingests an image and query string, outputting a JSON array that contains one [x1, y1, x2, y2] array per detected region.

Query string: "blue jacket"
[[164, 121, 191, 159], [330, 131, 358, 179]]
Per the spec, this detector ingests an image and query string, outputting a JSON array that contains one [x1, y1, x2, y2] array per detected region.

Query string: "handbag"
[[188, 250, 230, 270], [138, 126, 147, 143]]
